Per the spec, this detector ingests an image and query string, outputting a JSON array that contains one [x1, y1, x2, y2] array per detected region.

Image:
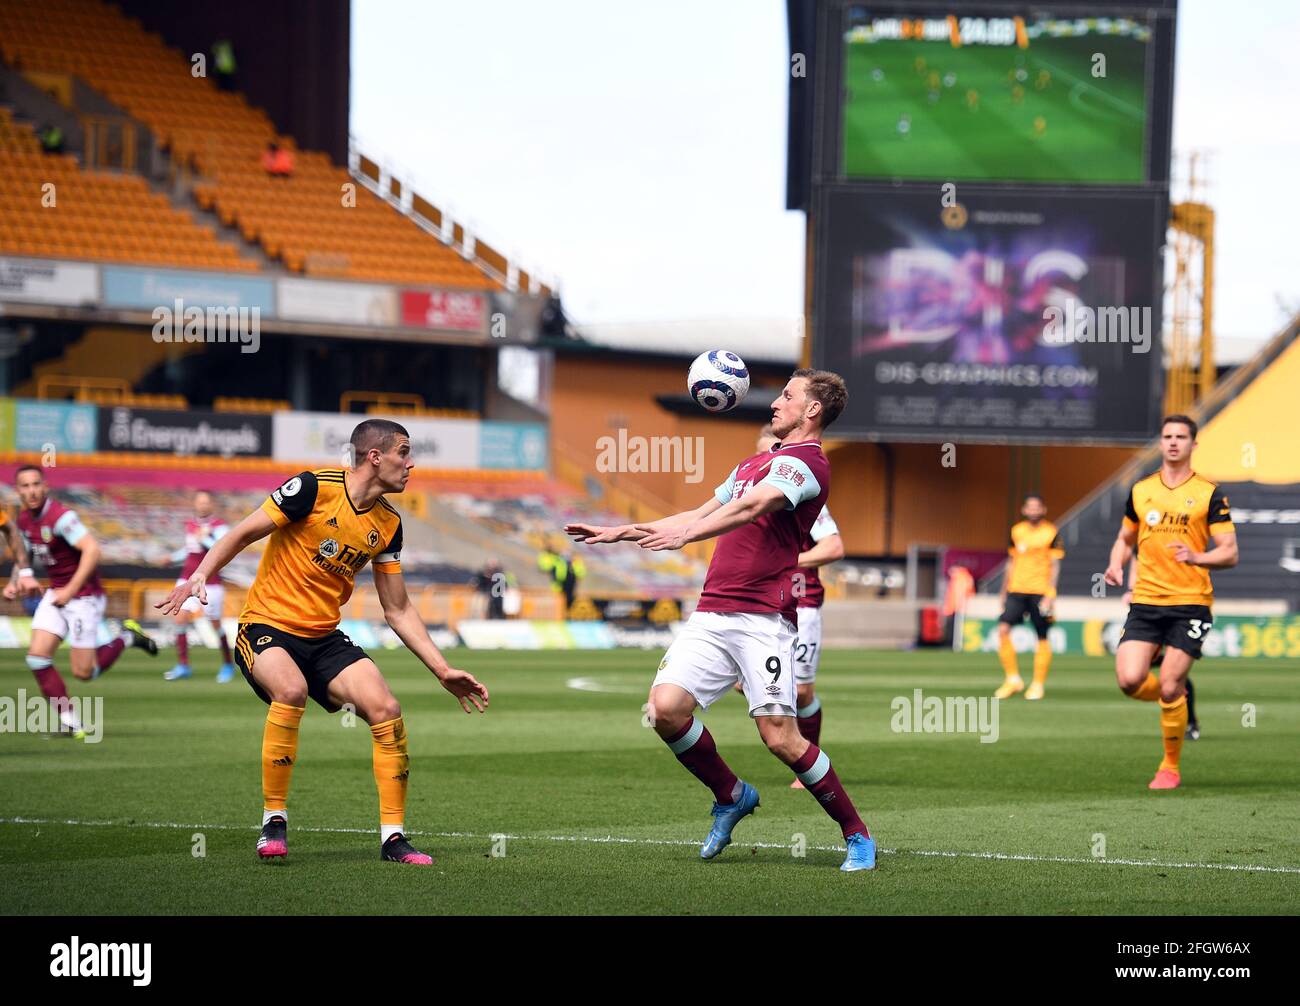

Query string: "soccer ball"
[[688, 350, 750, 413]]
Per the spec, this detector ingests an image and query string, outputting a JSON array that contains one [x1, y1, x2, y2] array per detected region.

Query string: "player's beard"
[[770, 414, 799, 440]]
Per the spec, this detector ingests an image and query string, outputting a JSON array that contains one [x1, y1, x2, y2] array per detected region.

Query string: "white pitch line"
[[565, 676, 642, 694], [3, 816, 1298, 875]]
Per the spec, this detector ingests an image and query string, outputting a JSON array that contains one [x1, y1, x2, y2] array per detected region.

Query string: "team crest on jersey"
[[318, 538, 340, 558], [1185, 498, 1195, 509], [41, 526, 53, 543], [1145, 509, 1161, 527], [367, 529, 380, 548]]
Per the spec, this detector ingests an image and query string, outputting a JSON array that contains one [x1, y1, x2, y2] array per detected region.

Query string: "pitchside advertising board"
[[962, 615, 1300, 660], [813, 186, 1165, 443], [99, 406, 273, 458]]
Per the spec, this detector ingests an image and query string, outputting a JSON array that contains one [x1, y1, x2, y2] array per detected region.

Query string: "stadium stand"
[[0, 0, 498, 287], [0, 107, 256, 270]]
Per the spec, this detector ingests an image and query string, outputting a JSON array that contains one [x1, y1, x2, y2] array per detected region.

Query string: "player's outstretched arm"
[[638, 484, 786, 551], [797, 533, 844, 569], [566, 498, 722, 545], [374, 566, 488, 713], [155, 508, 276, 616]]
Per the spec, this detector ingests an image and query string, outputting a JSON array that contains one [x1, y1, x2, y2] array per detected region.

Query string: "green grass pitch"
[[1, 648, 1297, 915], [842, 35, 1147, 182]]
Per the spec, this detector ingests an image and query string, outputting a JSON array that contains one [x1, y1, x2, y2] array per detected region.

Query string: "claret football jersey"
[[17, 497, 104, 597], [1123, 471, 1234, 607], [795, 505, 840, 609], [240, 469, 403, 636], [696, 440, 830, 624]]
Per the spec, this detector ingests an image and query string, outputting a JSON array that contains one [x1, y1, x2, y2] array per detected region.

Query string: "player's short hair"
[[14, 464, 42, 483], [1023, 493, 1044, 505], [791, 368, 848, 430], [350, 419, 410, 459], [1161, 414, 1198, 440]]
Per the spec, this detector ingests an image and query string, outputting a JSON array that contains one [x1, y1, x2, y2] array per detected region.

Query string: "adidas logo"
[[326, 517, 339, 527], [273, 756, 294, 766]]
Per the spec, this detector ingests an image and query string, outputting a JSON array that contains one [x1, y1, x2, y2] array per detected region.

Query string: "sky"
[[351, 0, 1300, 364]]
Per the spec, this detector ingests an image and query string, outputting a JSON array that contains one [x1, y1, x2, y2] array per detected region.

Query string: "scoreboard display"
[[840, 9, 1153, 184]]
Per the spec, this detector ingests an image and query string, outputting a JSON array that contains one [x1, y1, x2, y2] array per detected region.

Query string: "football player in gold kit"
[[157, 420, 488, 863], [994, 494, 1064, 700], [1104, 415, 1236, 790]]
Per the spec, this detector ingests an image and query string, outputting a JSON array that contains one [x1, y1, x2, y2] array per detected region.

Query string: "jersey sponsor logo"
[[281, 477, 302, 497], [319, 538, 339, 558], [367, 529, 380, 548]]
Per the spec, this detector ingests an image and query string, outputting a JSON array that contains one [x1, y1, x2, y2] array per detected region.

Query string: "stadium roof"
[[573, 318, 800, 365]]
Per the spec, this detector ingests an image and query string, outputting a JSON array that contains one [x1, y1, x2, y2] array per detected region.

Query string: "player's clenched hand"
[[565, 522, 625, 544], [1169, 543, 1200, 565], [1103, 564, 1126, 587], [2, 579, 17, 601], [155, 576, 206, 616], [17, 572, 40, 597], [438, 667, 489, 713], [635, 525, 687, 551], [51, 586, 76, 607]]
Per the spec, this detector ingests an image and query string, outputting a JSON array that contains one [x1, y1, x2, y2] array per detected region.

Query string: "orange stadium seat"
[[0, 0, 498, 287]]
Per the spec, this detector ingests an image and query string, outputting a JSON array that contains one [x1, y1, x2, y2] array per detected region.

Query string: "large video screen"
[[815, 187, 1164, 442], [840, 9, 1151, 183]]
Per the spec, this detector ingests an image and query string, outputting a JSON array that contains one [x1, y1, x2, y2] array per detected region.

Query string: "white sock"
[[263, 808, 286, 825], [58, 708, 84, 733], [381, 823, 404, 844]]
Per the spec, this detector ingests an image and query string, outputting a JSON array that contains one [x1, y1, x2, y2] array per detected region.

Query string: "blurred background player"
[[9, 465, 157, 736], [165, 490, 235, 682], [994, 494, 1063, 700], [156, 420, 489, 865], [750, 424, 845, 789], [1104, 416, 1236, 790], [566, 370, 875, 872]]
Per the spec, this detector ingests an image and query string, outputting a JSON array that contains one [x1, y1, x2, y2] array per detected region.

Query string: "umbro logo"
[[326, 517, 339, 527]]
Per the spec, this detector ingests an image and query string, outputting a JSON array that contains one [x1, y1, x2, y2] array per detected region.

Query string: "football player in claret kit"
[[1103, 415, 1237, 790], [7, 465, 158, 737], [566, 370, 875, 871], [749, 425, 845, 788], [994, 494, 1064, 700], [156, 420, 489, 865], [164, 490, 236, 682]]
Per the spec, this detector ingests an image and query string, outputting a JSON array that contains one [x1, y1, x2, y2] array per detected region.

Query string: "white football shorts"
[[653, 610, 797, 717], [32, 589, 107, 650], [794, 605, 824, 684]]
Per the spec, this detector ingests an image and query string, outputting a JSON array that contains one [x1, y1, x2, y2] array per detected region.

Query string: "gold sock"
[[1159, 695, 1187, 773], [1032, 640, 1052, 686], [1129, 671, 1161, 702], [262, 701, 305, 811], [370, 717, 410, 827], [998, 635, 1020, 679]]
